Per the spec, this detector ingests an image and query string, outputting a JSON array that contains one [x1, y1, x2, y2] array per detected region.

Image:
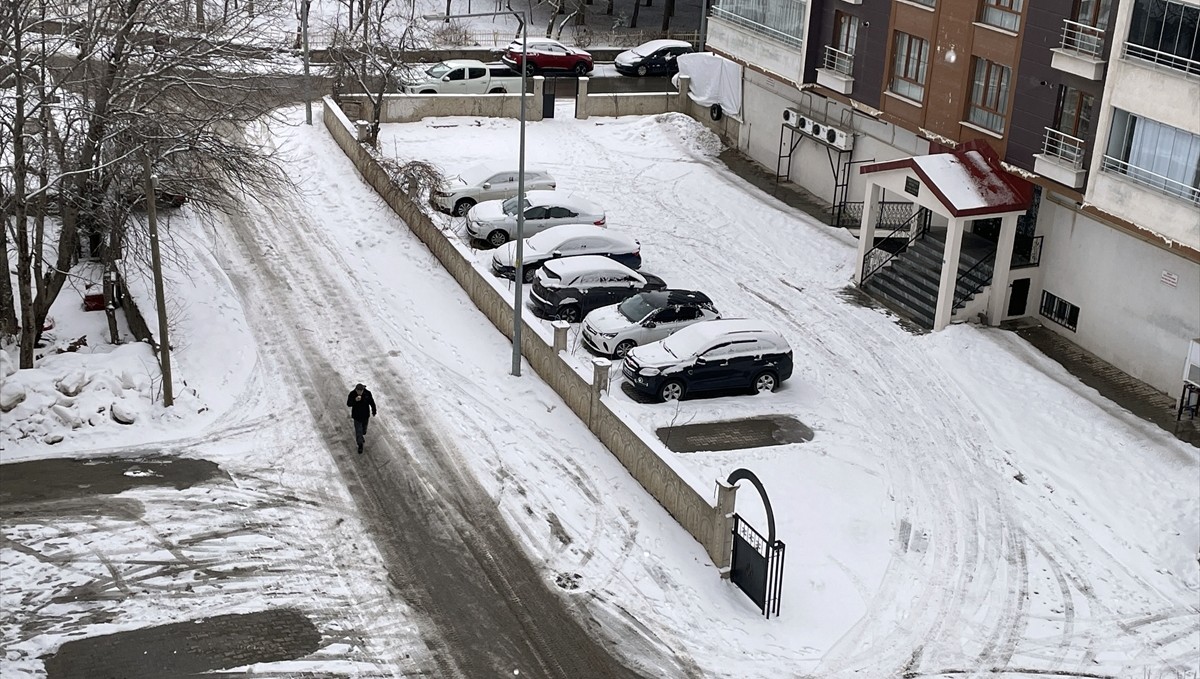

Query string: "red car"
[[501, 38, 593, 76]]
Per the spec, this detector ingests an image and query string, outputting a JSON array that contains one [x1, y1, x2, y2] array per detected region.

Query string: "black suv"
[[622, 319, 793, 401], [529, 255, 667, 323]]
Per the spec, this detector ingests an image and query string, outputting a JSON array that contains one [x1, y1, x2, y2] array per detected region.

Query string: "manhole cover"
[[657, 415, 814, 453]]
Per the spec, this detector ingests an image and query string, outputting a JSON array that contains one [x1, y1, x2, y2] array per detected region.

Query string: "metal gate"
[[541, 75, 577, 119], [726, 468, 785, 619], [731, 514, 785, 618]]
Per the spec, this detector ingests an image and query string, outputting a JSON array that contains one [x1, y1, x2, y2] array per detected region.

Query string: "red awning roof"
[[860, 143, 1033, 218]]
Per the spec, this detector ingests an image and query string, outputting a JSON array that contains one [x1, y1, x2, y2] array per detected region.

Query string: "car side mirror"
[[551, 250, 562, 257], [695, 357, 707, 365], [482, 182, 491, 189], [643, 321, 656, 328]]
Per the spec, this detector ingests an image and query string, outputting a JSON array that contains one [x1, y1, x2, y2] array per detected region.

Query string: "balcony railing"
[[821, 45, 854, 76], [1102, 156, 1200, 204], [1059, 19, 1105, 59], [1041, 128, 1086, 169], [1123, 43, 1200, 77], [710, 0, 806, 48]]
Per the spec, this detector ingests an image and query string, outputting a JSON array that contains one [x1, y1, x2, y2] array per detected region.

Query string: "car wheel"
[[523, 266, 537, 283], [573, 61, 589, 76], [752, 371, 778, 394], [613, 340, 636, 358], [487, 230, 510, 247], [453, 198, 476, 216], [525, 62, 538, 76], [555, 305, 581, 323], [659, 380, 684, 402], [489, 87, 507, 93], [635, 64, 648, 77], [419, 89, 436, 94]]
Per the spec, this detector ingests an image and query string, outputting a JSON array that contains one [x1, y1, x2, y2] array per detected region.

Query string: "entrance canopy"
[[860, 142, 1033, 218]]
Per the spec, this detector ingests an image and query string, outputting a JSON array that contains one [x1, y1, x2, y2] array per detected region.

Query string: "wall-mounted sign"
[[904, 176, 920, 197], [1162, 270, 1179, 287]]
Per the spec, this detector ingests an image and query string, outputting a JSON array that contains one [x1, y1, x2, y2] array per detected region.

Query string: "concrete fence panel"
[[322, 96, 734, 569]]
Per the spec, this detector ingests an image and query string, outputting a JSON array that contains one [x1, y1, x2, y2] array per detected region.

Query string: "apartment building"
[[702, 0, 1199, 398]]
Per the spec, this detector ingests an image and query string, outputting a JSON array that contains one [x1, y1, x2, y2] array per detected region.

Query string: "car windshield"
[[661, 328, 713, 359], [631, 44, 656, 57], [501, 196, 529, 215], [459, 164, 493, 186], [618, 293, 664, 322], [426, 63, 451, 79]]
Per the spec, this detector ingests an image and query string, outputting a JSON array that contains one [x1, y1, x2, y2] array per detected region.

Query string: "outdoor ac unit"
[[810, 122, 824, 139], [796, 116, 812, 133], [783, 108, 802, 126], [1185, 338, 1200, 387], [824, 125, 854, 152]]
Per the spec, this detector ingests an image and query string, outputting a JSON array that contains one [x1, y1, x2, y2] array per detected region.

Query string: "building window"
[[906, 0, 936, 7], [1054, 86, 1095, 139], [966, 57, 1012, 133], [1126, 0, 1200, 75], [890, 32, 929, 102], [834, 11, 860, 54], [1074, 0, 1113, 31], [981, 0, 1024, 31], [1103, 109, 1200, 203], [1040, 291, 1080, 331], [710, 0, 807, 48]]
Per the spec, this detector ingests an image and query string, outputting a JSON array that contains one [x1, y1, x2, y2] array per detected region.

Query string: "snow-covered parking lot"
[[379, 111, 1200, 675]]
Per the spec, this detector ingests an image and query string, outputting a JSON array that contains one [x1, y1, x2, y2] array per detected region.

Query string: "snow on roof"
[[860, 145, 1033, 218], [631, 39, 692, 55], [528, 223, 612, 247], [525, 190, 600, 213], [663, 318, 786, 356], [542, 254, 639, 280]]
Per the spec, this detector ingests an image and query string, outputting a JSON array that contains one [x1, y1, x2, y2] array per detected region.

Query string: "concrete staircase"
[[861, 231, 996, 329]]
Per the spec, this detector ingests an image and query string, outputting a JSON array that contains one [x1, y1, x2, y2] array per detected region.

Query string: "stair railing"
[[861, 207, 931, 284], [952, 247, 997, 310]]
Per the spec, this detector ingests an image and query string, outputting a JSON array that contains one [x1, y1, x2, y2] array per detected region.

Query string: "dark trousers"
[[353, 418, 369, 449]]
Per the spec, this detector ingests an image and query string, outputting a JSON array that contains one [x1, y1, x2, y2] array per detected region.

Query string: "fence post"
[[531, 75, 546, 122], [675, 74, 691, 113], [576, 76, 589, 120], [713, 478, 737, 573], [552, 320, 570, 353]]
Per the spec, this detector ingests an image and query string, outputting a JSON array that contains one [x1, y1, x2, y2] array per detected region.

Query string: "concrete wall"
[[322, 97, 737, 570], [1037, 192, 1200, 396], [341, 79, 545, 124], [707, 17, 805, 83]]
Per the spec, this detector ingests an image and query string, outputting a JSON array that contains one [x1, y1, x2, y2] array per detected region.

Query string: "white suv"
[[582, 289, 720, 358], [433, 163, 556, 216]]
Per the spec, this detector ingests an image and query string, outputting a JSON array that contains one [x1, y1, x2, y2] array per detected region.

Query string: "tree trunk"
[[661, 0, 673, 31], [605, 0, 612, 16], [0, 211, 17, 337], [11, 0, 36, 368], [195, 0, 205, 27], [630, 0, 641, 27]]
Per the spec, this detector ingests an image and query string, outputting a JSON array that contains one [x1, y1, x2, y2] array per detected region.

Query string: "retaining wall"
[[573, 75, 742, 148], [322, 96, 736, 569], [340, 77, 545, 124]]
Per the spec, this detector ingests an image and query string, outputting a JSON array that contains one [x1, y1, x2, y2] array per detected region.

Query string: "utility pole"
[[302, 0, 312, 124], [143, 154, 174, 407]]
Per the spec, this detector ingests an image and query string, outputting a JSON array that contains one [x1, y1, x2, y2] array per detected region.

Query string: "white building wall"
[[1036, 194, 1200, 396], [706, 19, 805, 84]]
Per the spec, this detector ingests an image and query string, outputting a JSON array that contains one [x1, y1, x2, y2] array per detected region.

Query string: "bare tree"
[[1, 0, 291, 368]]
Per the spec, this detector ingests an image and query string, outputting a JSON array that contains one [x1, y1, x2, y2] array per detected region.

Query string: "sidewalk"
[[715, 148, 1200, 448]]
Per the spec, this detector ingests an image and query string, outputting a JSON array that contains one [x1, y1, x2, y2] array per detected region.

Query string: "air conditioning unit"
[[796, 115, 812, 133], [824, 125, 854, 152], [810, 122, 824, 139], [782, 108, 802, 126]]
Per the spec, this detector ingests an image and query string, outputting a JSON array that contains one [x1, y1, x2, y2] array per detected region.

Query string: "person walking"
[[346, 383, 377, 454]]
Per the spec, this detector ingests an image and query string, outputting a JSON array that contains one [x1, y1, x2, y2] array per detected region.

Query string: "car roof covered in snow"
[[541, 255, 641, 282], [524, 190, 601, 213], [631, 39, 693, 55], [662, 318, 788, 356], [528, 224, 633, 248]]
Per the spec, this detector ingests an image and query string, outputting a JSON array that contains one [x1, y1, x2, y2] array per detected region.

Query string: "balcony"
[[1123, 43, 1200, 78], [1033, 128, 1088, 189], [1101, 156, 1200, 204], [709, 0, 807, 49], [815, 45, 854, 94], [1050, 20, 1106, 80]]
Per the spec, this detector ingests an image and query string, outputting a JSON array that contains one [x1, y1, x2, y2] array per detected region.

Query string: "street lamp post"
[[424, 10, 528, 376]]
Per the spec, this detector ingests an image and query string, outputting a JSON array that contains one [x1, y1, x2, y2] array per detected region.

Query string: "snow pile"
[[647, 112, 725, 158], [0, 345, 204, 445]]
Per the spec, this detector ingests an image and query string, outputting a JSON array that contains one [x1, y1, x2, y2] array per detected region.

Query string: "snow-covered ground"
[[2, 106, 1197, 678]]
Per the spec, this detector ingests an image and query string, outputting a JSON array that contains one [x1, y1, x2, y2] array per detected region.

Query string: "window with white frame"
[[1103, 109, 1200, 203], [981, 0, 1023, 31], [890, 32, 929, 102], [966, 57, 1012, 133], [1126, 0, 1200, 75]]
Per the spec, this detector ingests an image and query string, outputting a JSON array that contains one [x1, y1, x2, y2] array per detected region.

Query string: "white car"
[[491, 224, 641, 283], [434, 164, 556, 216], [582, 289, 720, 358], [466, 191, 606, 247]]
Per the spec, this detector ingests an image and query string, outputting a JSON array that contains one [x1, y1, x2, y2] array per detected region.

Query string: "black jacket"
[[347, 388, 377, 422]]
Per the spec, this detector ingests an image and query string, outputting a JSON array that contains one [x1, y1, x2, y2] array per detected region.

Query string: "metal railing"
[[861, 207, 931, 284], [833, 200, 914, 229], [1059, 19, 1105, 58], [1011, 235, 1043, 269], [710, 0, 807, 48], [1123, 43, 1200, 77], [1041, 128, 1086, 169], [952, 248, 997, 310], [821, 45, 853, 76], [1101, 155, 1200, 204]]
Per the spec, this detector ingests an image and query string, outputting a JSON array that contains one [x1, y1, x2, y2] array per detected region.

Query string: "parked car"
[[466, 191, 606, 247], [501, 37, 594, 76], [622, 319, 793, 401], [404, 60, 524, 94], [529, 255, 667, 323], [491, 224, 641, 282], [614, 39, 694, 77], [581, 289, 719, 358], [434, 164, 556, 216]]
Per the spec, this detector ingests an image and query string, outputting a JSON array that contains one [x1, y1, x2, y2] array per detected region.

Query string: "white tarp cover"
[[673, 52, 743, 116]]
